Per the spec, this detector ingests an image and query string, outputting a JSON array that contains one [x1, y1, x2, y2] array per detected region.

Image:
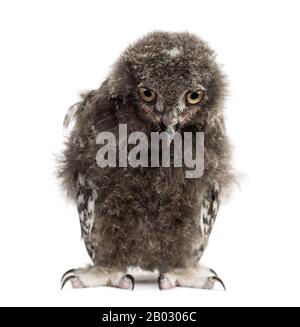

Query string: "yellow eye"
[[186, 90, 205, 105], [138, 87, 156, 103]]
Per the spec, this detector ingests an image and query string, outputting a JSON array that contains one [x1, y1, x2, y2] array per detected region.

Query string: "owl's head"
[[108, 31, 226, 134]]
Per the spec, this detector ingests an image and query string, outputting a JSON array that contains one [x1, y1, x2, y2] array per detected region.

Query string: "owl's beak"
[[161, 112, 177, 141], [166, 125, 176, 141]]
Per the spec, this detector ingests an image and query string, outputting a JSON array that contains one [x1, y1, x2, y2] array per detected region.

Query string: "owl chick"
[[59, 32, 234, 290]]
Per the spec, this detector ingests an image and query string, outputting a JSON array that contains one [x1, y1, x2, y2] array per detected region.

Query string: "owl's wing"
[[76, 174, 98, 259], [199, 182, 220, 240], [195, 182, 220, 261]]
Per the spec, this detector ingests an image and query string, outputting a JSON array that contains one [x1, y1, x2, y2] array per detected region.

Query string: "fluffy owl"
[[59, 31, 234, 290]]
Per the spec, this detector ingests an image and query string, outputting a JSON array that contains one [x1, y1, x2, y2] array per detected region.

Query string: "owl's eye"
[[186, 90, 205, 105], [138, 87, 157, 103]]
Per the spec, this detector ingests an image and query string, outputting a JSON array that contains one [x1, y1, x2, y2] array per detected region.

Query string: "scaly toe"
[[118, 274, 135, 290], [158, 274, 175, 290], [71, 278, 85, 288], [203, 274, 226, 290]]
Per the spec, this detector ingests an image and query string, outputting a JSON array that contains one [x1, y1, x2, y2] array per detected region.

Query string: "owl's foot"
[[158, 264, 225, 290], [61, 266, 135, 290]]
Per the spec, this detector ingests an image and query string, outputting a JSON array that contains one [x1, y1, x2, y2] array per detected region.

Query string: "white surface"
[[0, 0, 300, 307]]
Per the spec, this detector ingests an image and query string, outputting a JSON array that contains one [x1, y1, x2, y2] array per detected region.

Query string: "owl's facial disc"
[[137, 85, 206, 136]]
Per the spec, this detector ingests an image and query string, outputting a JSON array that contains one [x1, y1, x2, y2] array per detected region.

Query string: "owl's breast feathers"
[[73, 163, 221, 270]]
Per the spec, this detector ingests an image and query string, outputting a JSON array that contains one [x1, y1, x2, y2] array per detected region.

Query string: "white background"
[[0, 0, 300, 307]]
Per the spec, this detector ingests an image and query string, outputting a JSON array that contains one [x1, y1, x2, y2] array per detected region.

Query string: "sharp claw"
[[209, 268, 217, 276], [61, 274, 76, 290], [124, 274, 135, 290], [61, 269, 76, 283], [157, 274, 166, 290], [212, 275, 226, 291]]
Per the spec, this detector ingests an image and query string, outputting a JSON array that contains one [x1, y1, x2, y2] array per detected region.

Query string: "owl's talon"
[[158, 274, 164, 290], [61, 268, 76, 284], [158, 265, 226, 290], [158, 274, 174, 290], [119, 274, 135, 290], [208, 268, 226, 290], [61, 273, 77, 290], [61, 267, 136, 289], [61, 268, 85, 289], [211, 275, 226, 291]]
